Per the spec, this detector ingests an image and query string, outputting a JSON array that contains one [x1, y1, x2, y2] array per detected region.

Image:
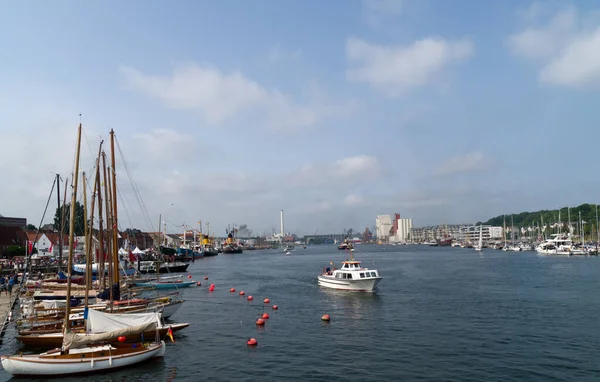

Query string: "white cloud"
[[507, 6, 577, 59], [133, 128, 194, 161], [343, 194, 364, 206], [435, 151, 488, 176], [119, 64, 344, 131], [294, 155, 381, 187], [508, 5, 600, 88], [346, 37, 473, 96], [540, 29, 600, 87], [268, 46, 302, 63]]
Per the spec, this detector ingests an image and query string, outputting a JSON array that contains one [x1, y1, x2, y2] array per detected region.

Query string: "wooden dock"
[[0, 288, 19, 342]]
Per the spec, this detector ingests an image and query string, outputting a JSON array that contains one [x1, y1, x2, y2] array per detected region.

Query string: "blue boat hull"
[[133, 281, 196, 289]]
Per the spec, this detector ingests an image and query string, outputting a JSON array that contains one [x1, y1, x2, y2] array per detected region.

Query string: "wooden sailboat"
[[1, 125, 166, 377]]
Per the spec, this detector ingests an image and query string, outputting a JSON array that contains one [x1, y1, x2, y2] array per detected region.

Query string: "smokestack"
[[280, 210, 284, 239]]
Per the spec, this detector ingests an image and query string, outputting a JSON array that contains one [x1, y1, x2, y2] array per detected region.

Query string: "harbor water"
[[1, 245, 600, 381]]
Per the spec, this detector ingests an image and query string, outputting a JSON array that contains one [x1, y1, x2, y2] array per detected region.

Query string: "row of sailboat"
[[2, 125, 192, 377]]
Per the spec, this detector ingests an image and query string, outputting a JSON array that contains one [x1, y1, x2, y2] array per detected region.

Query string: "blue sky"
[[1, 0, 600, 236]]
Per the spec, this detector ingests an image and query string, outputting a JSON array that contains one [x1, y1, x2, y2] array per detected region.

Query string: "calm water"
[[2, 245, 600, 381]]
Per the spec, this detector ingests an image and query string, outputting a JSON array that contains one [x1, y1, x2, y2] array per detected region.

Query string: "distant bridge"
[[303, 233, 347, 244]]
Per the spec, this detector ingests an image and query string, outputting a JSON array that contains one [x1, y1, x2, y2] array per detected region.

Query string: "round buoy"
[[321, 314, 331, 321], [262, 313, 269, 319], [118, 336, 126, 343], [256, 318, 265, 325], [239, 291, 245, 296], [177, 280, 182, 283], [188, 275, 192, 279], [263, 298, 270, 304], [209, 286, 215, 292], [247, 295, 253, 301], [197, 282, 201, 286], [272, 305, 278, 310], [204, 276, 208, 280], [247, 338, 257, 346], [230, 288, 236, 293], [210, 284, 215, 288]]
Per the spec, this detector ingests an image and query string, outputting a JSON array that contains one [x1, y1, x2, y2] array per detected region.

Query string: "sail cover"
[[63, 321, 157, 350], [62, 309, 160, 350], [86, 308, 161, 333]]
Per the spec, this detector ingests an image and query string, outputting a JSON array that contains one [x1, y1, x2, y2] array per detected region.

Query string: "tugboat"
[[222, 233, 243, 254], [201, 234, 219, 257], [317, 252, 382, 292], [337, 237, 354, 251]]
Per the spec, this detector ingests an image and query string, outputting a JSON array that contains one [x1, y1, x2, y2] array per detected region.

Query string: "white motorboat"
[[536, 234, 578, 255], [317, 257, 381, 292]]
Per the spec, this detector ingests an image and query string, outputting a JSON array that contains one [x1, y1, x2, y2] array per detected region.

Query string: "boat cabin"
[[325, 261, 379, 279]]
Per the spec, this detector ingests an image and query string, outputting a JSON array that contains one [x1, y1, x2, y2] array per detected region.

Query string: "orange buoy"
[[118, 336, 126, 343], [209, 286, 215, 292], [247, 295, 253, 301], [262, 313, 269, 319], [230, 288, 236, 293], [210, 284, 215, 288], [239, 291, 245, 296], [204, 276, 208, 280], [263, 298, 270, 304], [188, 275, 192, 279], [247, 338, 257, 346], [256, 318, 265, 325], [272, 305, 278, 310], [321, 314, 331, 321], [197, 282, 201, 286]]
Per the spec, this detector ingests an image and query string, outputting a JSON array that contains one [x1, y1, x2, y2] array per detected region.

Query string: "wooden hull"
[[1, 341, 165, 376], [17, 323, 189, 348]]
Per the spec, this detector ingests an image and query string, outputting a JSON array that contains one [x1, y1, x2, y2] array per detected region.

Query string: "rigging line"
[[80, 126, 96, 170], [115, 136, 155, 232], [26, 176, 57, 281], [114, 136, 156, 232], [115, 183, 134, 231]]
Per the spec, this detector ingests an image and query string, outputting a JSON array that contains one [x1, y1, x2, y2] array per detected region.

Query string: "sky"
[[1, 0, 600, 236]]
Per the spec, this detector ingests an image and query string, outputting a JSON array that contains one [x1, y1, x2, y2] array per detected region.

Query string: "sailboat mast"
[[82, 173, 89, 307], [56, 173, 62, 262], [110, 130, 120, 286], [59, 177, 69, 272], [62, 122, 82, 347], [100, 152, 109, 292], [596, 204, 600, 253], [579, 211, 583, 244], [85, 143, 102, 306], [106, 167, 115, 310]]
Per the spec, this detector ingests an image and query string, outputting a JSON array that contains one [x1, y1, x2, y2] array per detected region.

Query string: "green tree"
[[54, 202, 85, 237], [4, 245, 26, 258], [25, 224, 37, 231]]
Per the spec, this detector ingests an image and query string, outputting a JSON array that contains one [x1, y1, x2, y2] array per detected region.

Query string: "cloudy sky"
[[1, 0, 600, 236]]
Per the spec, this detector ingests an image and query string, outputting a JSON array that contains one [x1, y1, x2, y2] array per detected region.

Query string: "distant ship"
[[436, 234, 453, 247]]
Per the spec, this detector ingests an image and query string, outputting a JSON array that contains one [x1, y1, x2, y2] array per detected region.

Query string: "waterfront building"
[[376, 215, 393, 242], [459, 225, 503, 242], [389, 214, 413, 243]]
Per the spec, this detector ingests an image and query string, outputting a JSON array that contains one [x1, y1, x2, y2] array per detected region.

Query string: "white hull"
[[474, 247, 482, 252], [1, 341, 165, 377], [317, 275, 381, 292]]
